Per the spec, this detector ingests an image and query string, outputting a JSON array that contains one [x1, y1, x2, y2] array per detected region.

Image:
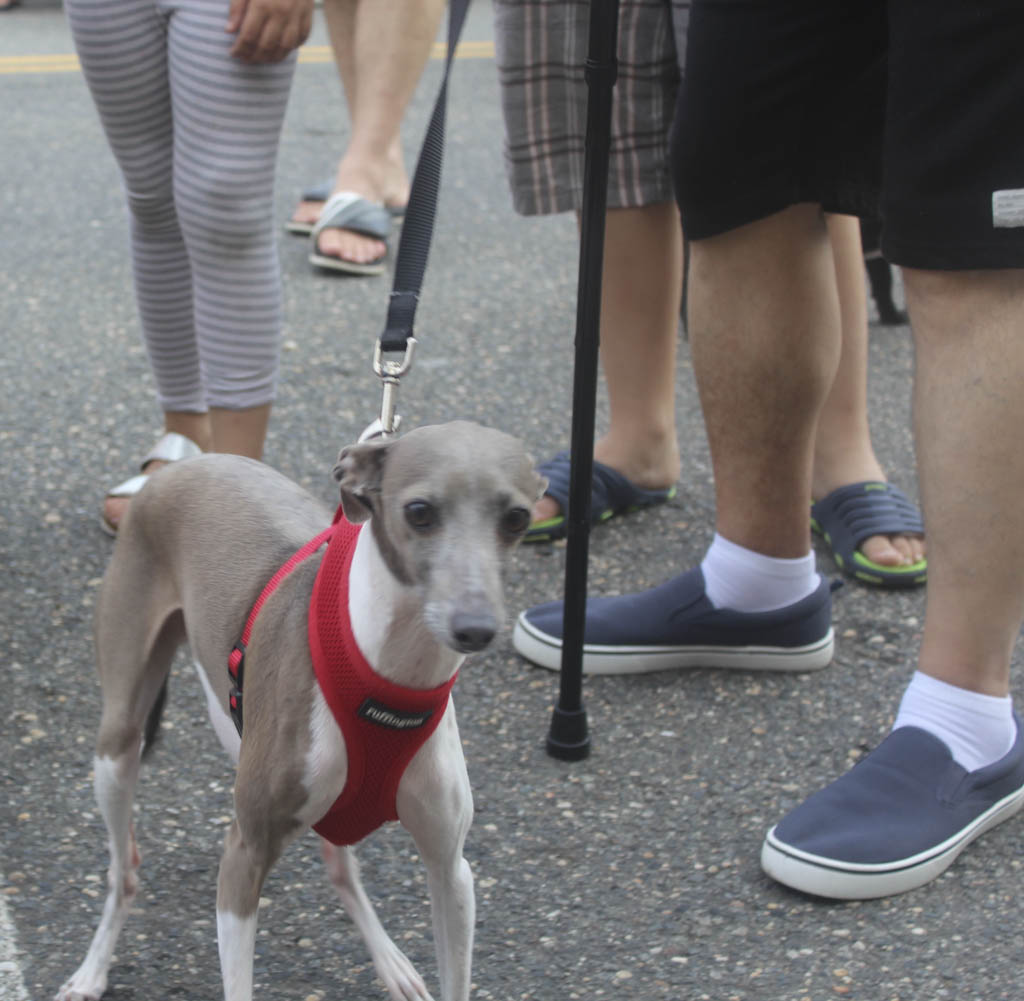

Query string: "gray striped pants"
[[66, 0, 296, 412]]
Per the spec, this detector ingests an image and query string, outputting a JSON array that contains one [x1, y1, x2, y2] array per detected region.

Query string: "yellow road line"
[[0, 40, 494, 76], [300, 40, 494, 62], [0, 53, 81, 74]]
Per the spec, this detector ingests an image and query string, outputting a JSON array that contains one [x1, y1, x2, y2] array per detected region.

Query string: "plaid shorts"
[[494, 0, 690, 216]]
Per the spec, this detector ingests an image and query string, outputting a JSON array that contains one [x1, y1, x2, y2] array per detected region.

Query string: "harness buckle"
[[227, 642, 246, 736]]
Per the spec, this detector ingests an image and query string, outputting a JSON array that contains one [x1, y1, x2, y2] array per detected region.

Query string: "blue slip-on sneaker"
[[761, 716, 1024, 900], [511, 567, 834, 675]]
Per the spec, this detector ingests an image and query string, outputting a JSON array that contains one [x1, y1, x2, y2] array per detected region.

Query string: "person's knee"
[[688, 204, 828, 280], [904, 268, 1024, 339], [126, 183, 177, 233], [176, 181, 273, 257]]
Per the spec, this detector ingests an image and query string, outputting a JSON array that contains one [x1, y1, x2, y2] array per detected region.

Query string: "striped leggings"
[[66, 0, 296, 412]]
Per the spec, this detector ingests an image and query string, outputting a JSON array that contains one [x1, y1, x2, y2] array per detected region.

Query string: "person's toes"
[[291, 198, 325, 227], [860, 533, 911, 568], [859, 532, 926, 568], [102, 459, 169, 534], [889, 532, 926, 565], [531, 494, 561, 526], [902, 533, 926, 565], [102, 495, 130, 533], [317, 228, 386, 265]]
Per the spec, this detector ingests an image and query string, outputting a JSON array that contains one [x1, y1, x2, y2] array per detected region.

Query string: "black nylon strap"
[[379, 0, 472, 354]]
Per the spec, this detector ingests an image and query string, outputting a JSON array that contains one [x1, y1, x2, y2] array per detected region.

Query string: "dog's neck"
[[347, 526, 465, 691]]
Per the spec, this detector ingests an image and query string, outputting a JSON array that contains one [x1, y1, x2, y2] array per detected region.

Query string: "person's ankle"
[[894, 671, 1016, 771], [810, 447, 885, 502], [593, 433, 680, 490], [701, 533, 819, 612]]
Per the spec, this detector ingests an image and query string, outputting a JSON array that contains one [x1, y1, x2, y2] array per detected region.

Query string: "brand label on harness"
[[358, 698, 433, 730], [993, 189, 1024, 228]]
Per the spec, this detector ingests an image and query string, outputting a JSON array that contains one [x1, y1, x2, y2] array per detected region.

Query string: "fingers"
[[224, 0, 247, 34], [228, 0, 312, 64]]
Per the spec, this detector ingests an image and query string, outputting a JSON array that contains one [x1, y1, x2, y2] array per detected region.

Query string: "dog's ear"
[[333, 439, 391, 523]]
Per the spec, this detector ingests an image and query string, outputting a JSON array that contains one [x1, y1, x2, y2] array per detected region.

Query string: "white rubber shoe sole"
[[512, 613, 835, 676]]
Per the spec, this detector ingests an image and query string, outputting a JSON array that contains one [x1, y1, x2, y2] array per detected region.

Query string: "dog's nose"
[[451, 611, 498, 653]]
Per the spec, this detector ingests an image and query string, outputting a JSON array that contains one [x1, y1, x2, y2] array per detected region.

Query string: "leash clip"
[[362, 337, 417, 441]]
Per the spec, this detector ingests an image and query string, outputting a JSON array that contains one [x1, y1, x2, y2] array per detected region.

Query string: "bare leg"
[[690, 204, 840, 557], [906, 268, 1024, 696], [532, 202, 683, 524], [102, 411, 212, 532], [209, 402, 272, 459], [298, 0, 445, 267], [760, 267, 1024, 898], [102, 404, 269, 531], [813, 213, 925, 568]]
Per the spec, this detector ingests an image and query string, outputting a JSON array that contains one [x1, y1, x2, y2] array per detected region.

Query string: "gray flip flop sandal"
[[309, 191, 391, 276], [284, 181, 332, 235], [286, 183, 406, 236], [101, 431, 202, 536]]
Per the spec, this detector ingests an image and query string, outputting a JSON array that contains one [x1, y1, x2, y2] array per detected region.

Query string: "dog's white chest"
[[299, 686, 348, 827]]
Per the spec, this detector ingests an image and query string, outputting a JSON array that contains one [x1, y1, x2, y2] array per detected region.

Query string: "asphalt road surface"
[[3, 3, 1022, 1001]]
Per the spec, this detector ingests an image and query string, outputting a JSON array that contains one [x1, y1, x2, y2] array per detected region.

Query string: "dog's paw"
[[374, 939, 434, 1000], [55, 978, 105, 1001], [55, 964, 108, 1001]]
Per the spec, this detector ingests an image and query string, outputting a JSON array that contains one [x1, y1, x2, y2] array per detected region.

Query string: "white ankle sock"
[[700, 533, 820, 613], [894, 671, 1016, 772]]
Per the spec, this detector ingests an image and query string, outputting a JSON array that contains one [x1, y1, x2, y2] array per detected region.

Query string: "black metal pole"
[[546, 0, 619, 761]]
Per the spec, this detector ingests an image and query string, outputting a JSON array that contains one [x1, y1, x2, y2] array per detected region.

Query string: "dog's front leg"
[[398, 716, 475, 1001], [421, 849, 474, 1001]]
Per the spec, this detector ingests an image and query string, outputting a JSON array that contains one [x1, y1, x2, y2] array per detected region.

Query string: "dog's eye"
[[405, 500, 438, 530], [501, 507, 531, 536]]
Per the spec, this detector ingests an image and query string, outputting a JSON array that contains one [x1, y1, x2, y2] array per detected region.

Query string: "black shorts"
[[672, 0, 1024, 270]]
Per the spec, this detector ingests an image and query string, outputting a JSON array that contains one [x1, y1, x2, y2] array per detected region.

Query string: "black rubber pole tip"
[[546, 704, 591, 761]]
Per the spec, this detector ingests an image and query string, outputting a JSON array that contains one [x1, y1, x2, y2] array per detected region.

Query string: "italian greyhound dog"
[[57, 421, 545, 1001]]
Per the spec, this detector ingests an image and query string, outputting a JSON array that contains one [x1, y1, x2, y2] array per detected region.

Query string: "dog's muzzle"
[[450, 610, 498, 653]]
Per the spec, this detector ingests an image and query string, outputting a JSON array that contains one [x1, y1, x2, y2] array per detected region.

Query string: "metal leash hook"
[[359, 337, 418, 442]]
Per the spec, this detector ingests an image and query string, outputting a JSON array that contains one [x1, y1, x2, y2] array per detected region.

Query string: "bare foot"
[[291, 190, 407, 232], [290, 195, 325, 230], [316, 152, 412, 266], [812, 457, 926, 569], [532, 433, 680, 526], [314, 216, 388, 268], [295, 137, 412, 258], [102, 459, 169, 534]]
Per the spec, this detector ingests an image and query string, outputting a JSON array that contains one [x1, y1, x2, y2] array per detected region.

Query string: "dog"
[[57, 421, 545, 1001]]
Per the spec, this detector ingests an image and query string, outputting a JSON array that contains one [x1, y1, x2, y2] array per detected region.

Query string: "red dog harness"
[[228, 510, 458, 845]]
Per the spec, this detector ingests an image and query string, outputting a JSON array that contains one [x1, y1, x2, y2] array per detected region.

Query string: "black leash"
[[546, 0, 620, 761], [363, 0, 472, 441]]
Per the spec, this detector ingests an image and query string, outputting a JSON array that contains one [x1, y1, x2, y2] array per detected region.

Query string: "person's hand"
[[225, 0, 313, 64]]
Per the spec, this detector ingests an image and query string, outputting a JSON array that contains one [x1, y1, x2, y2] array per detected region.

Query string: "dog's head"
[[333, 421, 546, 654]]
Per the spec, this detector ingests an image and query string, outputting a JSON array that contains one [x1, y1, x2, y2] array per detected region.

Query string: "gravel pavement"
[[3, 4, 1023, 1000]]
